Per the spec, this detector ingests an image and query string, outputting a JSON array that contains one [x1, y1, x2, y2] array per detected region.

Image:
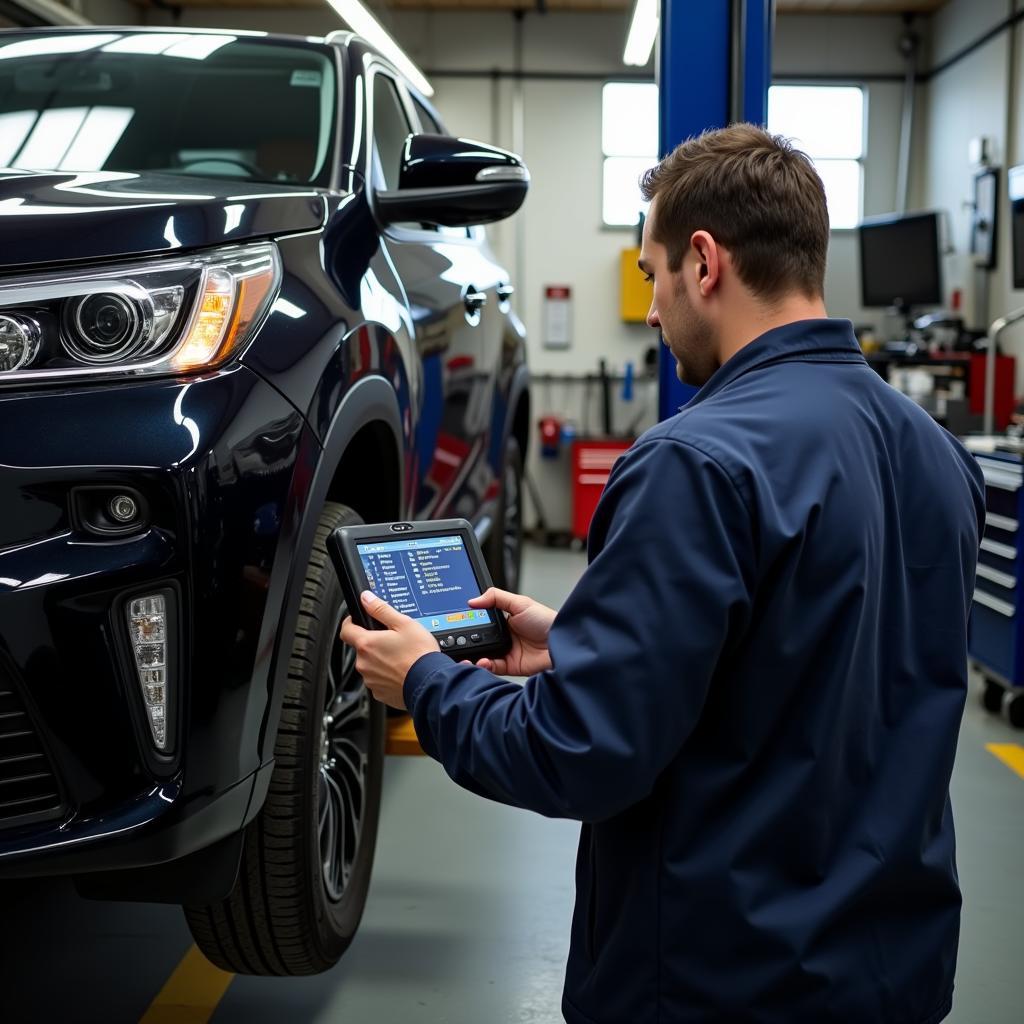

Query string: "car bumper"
[[0, 364, 312, 876]]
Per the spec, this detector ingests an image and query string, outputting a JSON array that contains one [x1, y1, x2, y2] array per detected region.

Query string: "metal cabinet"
[[970, 451, 1024, 725]]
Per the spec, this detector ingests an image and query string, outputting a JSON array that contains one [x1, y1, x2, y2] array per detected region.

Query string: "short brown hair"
[[640, 123, 829, 301]]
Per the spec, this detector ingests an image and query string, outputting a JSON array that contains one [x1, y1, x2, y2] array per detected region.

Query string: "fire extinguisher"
[[538, 415, 563, 459]]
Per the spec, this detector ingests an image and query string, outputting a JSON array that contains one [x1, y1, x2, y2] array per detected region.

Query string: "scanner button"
[[456, 636, 468, 647]]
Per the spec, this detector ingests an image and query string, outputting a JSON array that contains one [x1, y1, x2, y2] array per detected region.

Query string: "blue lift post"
[[657, 0, 775, 421]]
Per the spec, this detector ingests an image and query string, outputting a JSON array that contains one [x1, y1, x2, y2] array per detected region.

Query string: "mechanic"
[[340, 123, 985, 1024]]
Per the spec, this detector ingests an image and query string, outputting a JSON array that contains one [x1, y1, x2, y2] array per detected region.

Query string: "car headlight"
[[0, 242, 281, 383]]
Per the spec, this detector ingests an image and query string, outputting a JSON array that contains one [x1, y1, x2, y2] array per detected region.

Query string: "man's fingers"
[[469, 587, 533, 615], [475, 656, 508, 674], [339, 615, 366, 646], [360, 590, 408, 629]]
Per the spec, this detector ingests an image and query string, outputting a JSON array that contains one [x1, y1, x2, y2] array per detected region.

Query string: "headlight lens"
[[65, 292, 146, 363], [0, 314, 41, 372], [0, 242, 280, 383]]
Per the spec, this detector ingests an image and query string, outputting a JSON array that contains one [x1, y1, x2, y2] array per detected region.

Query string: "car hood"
[[0, 169, 329, 270]]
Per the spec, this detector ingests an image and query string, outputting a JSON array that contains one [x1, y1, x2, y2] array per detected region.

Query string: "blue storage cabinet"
[[969, 451, 1024, 725]]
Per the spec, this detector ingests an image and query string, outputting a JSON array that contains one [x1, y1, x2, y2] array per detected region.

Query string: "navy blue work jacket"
[[404, 319, 985, 1023]]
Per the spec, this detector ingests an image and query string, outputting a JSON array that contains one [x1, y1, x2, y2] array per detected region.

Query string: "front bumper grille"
[[0, 680, 62, 828]]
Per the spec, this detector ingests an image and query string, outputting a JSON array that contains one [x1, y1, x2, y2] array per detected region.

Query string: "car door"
[[366, 68, 504, 527]]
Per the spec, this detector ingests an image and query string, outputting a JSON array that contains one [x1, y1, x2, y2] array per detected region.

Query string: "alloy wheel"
[[319, 610, 371, 903]]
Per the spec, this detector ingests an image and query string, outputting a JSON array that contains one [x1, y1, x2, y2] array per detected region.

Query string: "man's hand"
[[339, 591, 439, 710], [468, 587, 557, 676]]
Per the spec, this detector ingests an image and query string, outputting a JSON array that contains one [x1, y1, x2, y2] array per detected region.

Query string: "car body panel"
[[0, 26, 529, 897], [0, 170, 328, 270]]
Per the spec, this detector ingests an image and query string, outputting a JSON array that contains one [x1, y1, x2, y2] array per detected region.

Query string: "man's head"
[[638, 123, 829, 386]]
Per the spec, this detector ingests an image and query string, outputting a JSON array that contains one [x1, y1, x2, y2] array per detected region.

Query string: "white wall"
[[913, 0, 1024, 387], [914, 0, 1012, 329], [775, 13, 910, 330]]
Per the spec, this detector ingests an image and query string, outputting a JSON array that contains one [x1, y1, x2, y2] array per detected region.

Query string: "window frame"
[[364, 63, 475, 246], [600, 80, 658, 230], [767, 80, 867, 232]]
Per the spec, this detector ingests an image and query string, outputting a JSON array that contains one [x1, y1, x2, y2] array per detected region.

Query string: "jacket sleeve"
[[403, 437, 755, 822]]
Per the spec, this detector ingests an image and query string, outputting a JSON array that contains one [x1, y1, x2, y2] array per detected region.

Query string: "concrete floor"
[[1, 542, 1023, 1023]]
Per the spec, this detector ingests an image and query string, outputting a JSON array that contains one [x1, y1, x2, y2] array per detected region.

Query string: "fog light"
[[109, 494, 138, 523], [128, 594, 170, 750]]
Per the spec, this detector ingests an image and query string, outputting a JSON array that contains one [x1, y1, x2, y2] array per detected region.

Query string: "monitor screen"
[[356, 534, 494, 635], [1009, 165, 1024, 289], [858, 211, 942, 309]]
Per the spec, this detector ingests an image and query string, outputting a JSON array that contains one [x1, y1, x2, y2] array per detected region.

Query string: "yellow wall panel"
[[620, 246, 653, 323]]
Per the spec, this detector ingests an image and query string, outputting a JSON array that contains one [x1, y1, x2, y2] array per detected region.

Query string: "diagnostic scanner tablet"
[[327, 519, 512, 662]]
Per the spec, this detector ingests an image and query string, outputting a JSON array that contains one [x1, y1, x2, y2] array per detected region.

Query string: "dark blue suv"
[[0, 26, 530, 975]]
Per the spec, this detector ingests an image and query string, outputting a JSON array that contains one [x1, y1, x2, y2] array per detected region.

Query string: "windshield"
[[0, 32, 336, 186]]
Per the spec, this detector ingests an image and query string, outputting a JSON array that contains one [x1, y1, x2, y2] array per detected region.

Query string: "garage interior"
[[2, 0, 1024, 1021]]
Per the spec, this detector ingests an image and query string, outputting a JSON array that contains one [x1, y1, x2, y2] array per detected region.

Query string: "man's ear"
[[690, 230, 721, 296]]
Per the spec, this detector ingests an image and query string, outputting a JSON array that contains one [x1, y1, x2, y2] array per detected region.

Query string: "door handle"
[[497, 283, 515, 303], [464, 289, 488, 313]]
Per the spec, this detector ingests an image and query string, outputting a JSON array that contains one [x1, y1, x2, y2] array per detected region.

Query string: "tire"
[[185, 502, 386, 975], [485, 435, 524, 592], [1007, 692, 1024, 730], [981, 677, 1005, 715]]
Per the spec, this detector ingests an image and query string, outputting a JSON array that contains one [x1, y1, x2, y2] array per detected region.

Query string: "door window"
[[372, 74, 411, 190], [412, 97, 443, 135]]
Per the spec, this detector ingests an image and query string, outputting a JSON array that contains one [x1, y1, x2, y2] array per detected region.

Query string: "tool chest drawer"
[[970, 452, 1024, 688]]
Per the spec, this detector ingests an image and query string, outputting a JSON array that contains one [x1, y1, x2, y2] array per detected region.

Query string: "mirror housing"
[[375, 134, 530, 227]]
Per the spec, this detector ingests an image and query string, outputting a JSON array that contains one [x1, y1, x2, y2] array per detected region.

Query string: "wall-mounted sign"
[[543, 285, 572, 349]]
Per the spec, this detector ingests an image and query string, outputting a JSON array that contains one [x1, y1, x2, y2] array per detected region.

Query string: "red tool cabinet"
[[571, 439, 634, 543]]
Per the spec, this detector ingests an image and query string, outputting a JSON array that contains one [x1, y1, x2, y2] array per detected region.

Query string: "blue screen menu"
[[357, 535, 494, 633]]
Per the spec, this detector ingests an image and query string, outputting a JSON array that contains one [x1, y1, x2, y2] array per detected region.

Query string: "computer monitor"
[[858, 211, 943, 312], [1008, 165, 1024, 289]]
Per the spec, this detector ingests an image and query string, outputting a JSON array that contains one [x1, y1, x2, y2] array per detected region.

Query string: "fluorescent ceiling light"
[[325, 0, 433, 96], [0, 33, 119, 61], [102, 34, 192, 55], [162, 35, 237, 60], [623, 0, 658, 67], [60, 107, 135, 171], [18, 107, 88, 169]]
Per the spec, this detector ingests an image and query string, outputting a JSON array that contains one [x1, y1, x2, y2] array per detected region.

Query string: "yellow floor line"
[[985, 743, 1024, 781], [139, 945, 234, 1024]]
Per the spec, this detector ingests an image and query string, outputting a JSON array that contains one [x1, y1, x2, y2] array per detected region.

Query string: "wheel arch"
[[510, 368, 531, 462], [255, 375, 404, 770]]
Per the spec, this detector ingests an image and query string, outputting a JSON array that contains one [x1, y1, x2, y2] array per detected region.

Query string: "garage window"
[[601, 82, 658, 228], [767, 85, 865, 230]]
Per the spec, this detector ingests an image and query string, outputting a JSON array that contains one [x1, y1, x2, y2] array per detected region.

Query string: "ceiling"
[[134, 0, 950, 12], [776, 0, 947, 11]]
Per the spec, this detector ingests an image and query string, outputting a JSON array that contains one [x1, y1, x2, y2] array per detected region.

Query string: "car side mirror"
[[375, 134, 529, 228]]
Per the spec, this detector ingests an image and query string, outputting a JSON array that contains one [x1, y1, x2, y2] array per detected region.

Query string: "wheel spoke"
[[321, 769, 350, 899], [319, 768, 337, 874], [331, 686, 370, 730], [318, 580, 374, 904]]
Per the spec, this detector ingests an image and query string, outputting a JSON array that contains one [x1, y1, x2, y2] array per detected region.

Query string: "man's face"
[[639, 204, 718, 387]]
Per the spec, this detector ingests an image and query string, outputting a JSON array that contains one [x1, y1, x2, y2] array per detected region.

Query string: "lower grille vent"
[[0, 684, 62, 827]]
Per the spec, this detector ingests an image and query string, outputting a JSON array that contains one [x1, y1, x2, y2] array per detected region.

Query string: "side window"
[[372, 74, 411, 191], [412, 97, 444, 135]]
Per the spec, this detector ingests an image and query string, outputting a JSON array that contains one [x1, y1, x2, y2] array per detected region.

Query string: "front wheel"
[[185, 502, 385, 975]]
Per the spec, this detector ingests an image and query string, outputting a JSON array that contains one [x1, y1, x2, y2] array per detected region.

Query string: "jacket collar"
[[681, 318, 865, 410]]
